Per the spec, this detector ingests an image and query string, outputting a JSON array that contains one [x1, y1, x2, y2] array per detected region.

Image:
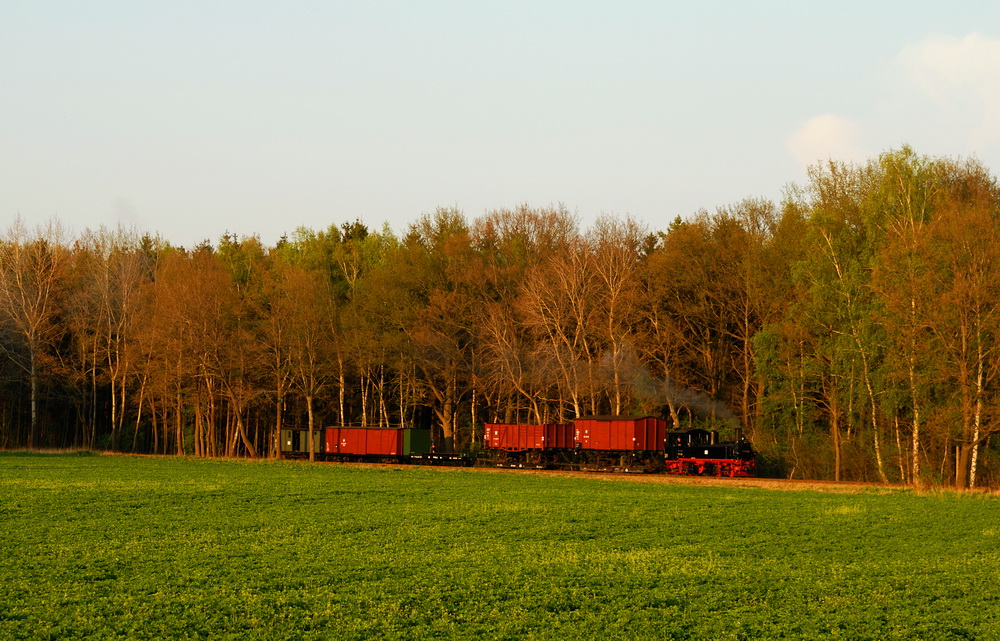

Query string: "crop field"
[[1, 455, 999, 640]]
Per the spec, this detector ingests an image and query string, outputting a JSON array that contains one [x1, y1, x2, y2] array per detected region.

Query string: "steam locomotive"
[[281, 415, 755, 477]]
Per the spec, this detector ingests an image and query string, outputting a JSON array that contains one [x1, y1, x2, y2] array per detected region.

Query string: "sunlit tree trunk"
[[306, 394, 315, 463]]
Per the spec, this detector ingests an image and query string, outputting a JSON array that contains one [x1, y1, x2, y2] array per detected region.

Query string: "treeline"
[[2, 147, 999, 487]]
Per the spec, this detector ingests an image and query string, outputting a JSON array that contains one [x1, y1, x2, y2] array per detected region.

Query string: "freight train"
[[281, 416, 755, 477]]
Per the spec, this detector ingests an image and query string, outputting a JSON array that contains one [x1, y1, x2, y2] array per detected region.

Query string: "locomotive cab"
[[666, 429, 715, 457]]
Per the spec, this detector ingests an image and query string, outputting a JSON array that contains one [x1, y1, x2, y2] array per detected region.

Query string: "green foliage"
[[2, 455, 1000, 639], [763, 150, 1000, 486]]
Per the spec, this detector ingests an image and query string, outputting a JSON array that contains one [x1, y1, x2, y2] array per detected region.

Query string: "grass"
[[1, 454, 999, 639]]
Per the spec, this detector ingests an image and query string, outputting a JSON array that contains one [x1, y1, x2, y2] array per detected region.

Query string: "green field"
[[1, 455, 998, 640]]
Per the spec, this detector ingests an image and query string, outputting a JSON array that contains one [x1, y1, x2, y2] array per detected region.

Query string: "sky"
[[3, 1, 1000, 248]]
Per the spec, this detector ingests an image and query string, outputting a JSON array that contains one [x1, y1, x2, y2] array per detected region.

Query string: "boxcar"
[[571, 416, 668, 472], [482, 423, 575, 467], [573, 416, 667, 451], [324, 427, 432, 461]]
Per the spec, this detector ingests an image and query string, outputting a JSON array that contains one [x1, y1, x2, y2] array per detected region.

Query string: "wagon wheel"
[[527, 451, 543, 466], [497, 451, 509, 464]]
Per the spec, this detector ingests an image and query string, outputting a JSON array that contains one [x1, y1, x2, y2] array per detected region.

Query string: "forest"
[[2, 147, 999, 488]]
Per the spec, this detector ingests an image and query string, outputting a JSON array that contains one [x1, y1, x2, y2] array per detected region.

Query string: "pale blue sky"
[[3, 2, 1000, 247]]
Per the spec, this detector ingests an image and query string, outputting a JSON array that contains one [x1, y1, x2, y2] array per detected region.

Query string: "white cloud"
[[895, 33, 1000, 145], [786, 114, 868, 168]]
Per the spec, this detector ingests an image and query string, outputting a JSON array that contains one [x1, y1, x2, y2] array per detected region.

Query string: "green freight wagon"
[[280, 429, 324, 456], [402, 428, 431, 456]]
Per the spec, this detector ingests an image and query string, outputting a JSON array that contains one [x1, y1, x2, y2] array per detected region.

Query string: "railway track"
[[322, 457, 914, 494]]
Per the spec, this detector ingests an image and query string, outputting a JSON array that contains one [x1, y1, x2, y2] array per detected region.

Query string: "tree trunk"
[[132, 374, 146, 453], [909, 349, 920, 485], [194, 396, 203, 457], [175, 390, 184, 456], [150, 399, 159, 454], [273, 396, 283, 459], [306, 394, 315, 463], [358, 370, 368, 427], [894, 417, 906, 484], [29, 349, 39, 448], [434, 377, 457, 452], [956, 445, 971, 489], [110, 368, 119, 452], [862, 353, 889, 484], [379, 365, 389, 427], [233, 408, 258, 458], [970, 331, 985, 488], [830, 392, 841, 482], [338, 354, 346, 425]]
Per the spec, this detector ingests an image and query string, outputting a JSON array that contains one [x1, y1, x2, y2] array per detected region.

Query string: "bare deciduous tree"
[[0, 218, 70, 448]]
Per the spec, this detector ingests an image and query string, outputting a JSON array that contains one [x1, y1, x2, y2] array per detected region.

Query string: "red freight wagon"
[[325, 427, 402, 456], [483, 423, 575, 451], [573, 416, 667, 452]]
